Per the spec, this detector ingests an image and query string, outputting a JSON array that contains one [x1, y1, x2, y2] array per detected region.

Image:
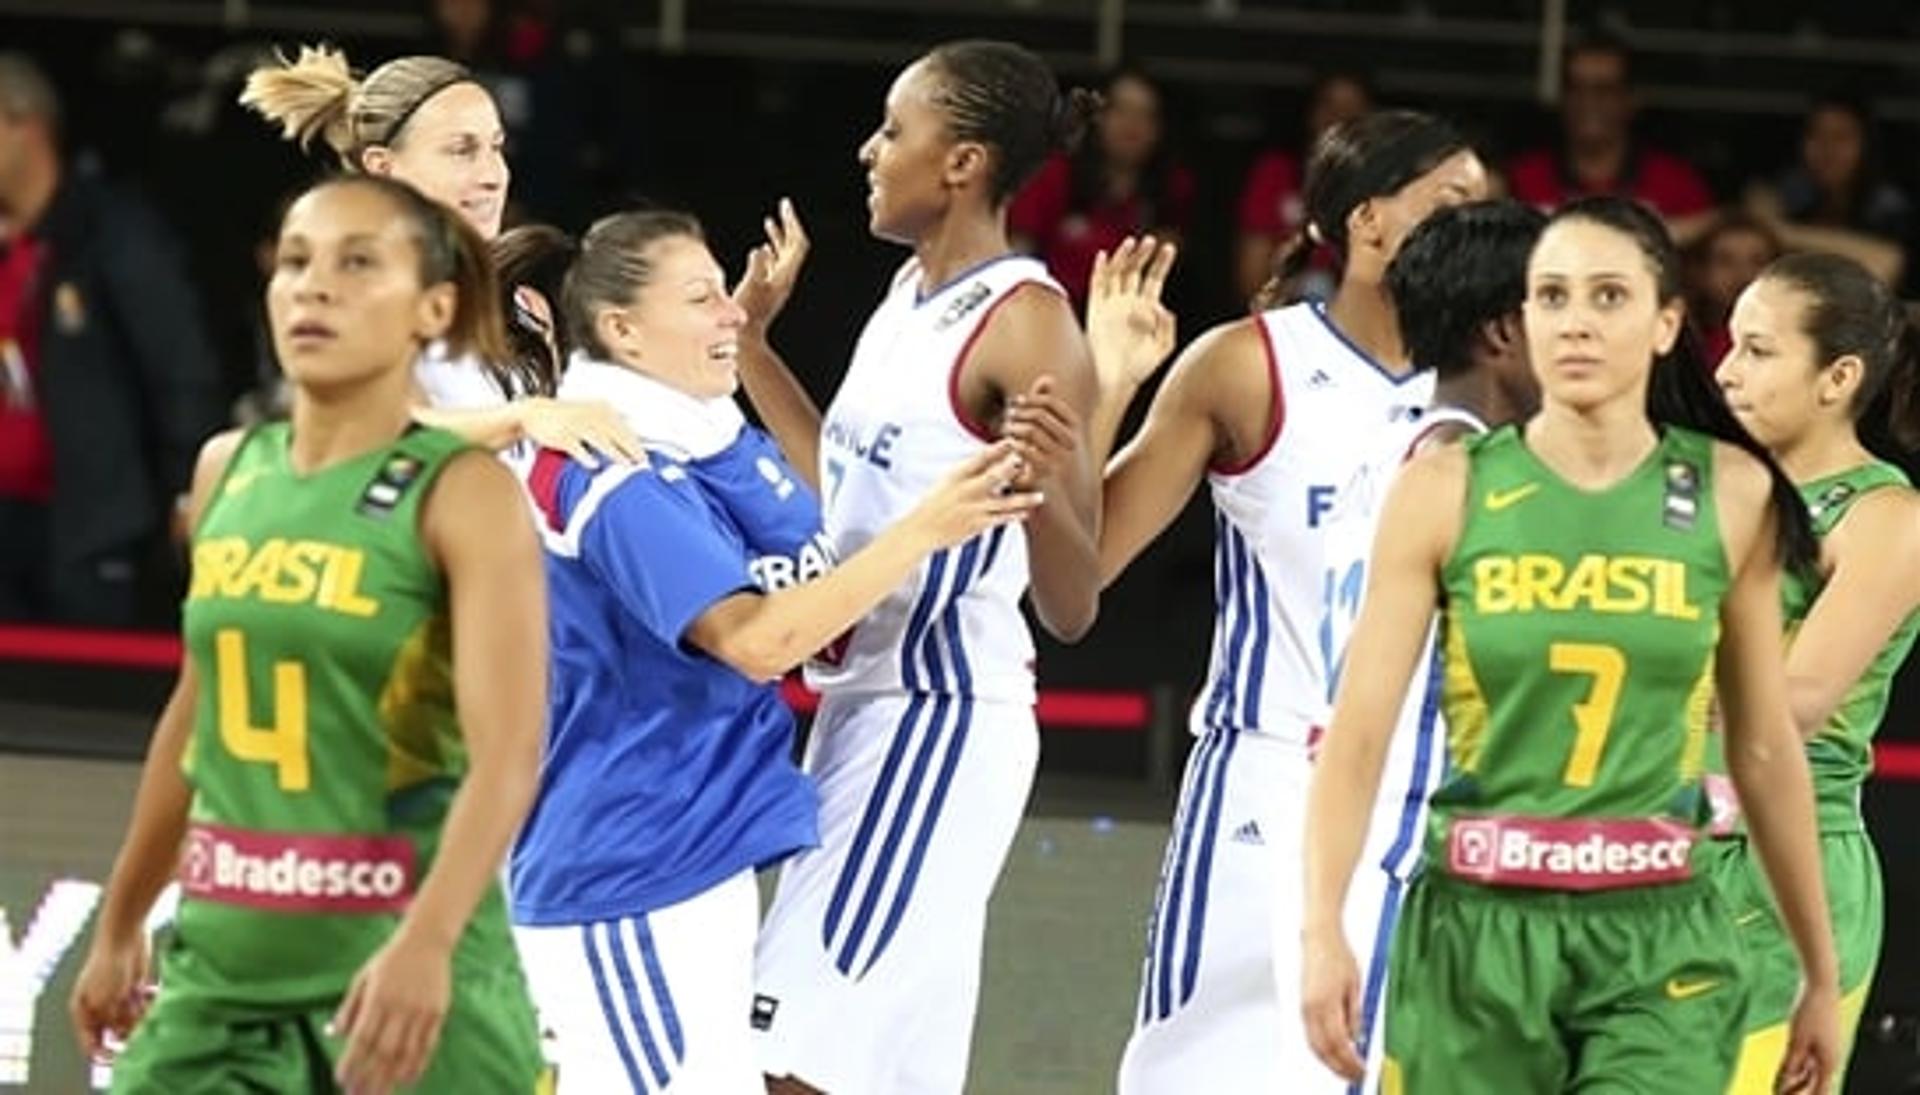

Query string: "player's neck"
[[912, 213, 1011, 294], [1525, 399, 1659, 490], [1567, 136, 1628, 188], [287, 368, 417, 475], [1432, 374, 1506, 430], [1324, 279, 1409, 374], [1775, 427, 1875, 485]]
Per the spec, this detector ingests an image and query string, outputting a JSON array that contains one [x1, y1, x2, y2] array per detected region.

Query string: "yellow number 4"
[[1550, 642, 1626, 788], [214, 629, 310, 791]]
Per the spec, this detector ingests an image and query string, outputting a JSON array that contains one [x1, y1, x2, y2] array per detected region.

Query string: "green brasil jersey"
[[1705, 460, 1920, 834], [170, 423, 511, 1009], [1428, 425, 1728, 874]]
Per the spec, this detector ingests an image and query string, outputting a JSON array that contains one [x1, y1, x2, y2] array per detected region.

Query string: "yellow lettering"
[[215, 628, 309, 791], [1475, 557, 1516, 614], [189, 538, 247, 601], [1605, 557, 1653, 614], [229, 538, 285, 600], [1518, 555, 1563, 613], [320, 548, 381, 617], [266, 541, 323, 604], [185, 537, 380, 617], [1472, 553, 1700, 620], [1562, 555, 1608, 612]]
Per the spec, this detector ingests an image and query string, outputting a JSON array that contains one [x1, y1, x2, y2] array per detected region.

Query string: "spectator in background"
[[1010, 64, 1194, 311], [1744, 94, 1909, 287], [1507, 35, 1713, 236], [1687, 211, 1782, 366], [1233, 69, 1374, 305], [0, 52, 224, 626]]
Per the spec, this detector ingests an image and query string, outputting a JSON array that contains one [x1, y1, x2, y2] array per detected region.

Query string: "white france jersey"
[[1197, 301, 1431, 746], [1321, 404, 1487, 881], [805, 255, 1061, 705]]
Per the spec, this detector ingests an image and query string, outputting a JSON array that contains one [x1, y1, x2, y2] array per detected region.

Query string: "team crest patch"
[[933, 282, 992, 332], [356, 454, 426, 519], [1809, 481, 1855, 523], [1661, 458, 1699, 531]]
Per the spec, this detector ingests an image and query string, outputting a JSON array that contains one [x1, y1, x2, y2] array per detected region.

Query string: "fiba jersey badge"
[[356, 453, 426, 519], [1661, 459, 1699, 531], [933, 282, 992, 332]]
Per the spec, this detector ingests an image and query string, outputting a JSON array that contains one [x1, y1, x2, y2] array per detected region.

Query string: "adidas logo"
[[1306, 369, 1334, 389], [1229, 819, 1265, 846]]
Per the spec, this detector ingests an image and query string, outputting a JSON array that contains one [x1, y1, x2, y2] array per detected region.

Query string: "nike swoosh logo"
[[1484, 483, 1540, 511], [1734, 909, 1768, 927], [223, 469, 264, 496], [1666, 977, 1719, 1000]]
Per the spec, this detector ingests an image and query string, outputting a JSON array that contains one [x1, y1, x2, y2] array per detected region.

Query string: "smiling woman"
[[241, 44, 644, 463]]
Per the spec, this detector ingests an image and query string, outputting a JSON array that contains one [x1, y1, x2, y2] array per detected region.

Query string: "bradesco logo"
[[1447, 814, 1694, 891], [181, 823, 416, 913]]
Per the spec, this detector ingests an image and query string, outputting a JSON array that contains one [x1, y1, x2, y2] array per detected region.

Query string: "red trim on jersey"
[[1210, 317, 1285, 476], [947, 279, 1055, 445], [525, 448, 569, 532]]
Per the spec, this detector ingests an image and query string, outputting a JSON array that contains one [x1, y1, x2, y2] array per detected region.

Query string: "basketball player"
[[68, 175, 546, 1094], [1046, 111, 1488, 1093], [241, 44, 636, 463], [1301, 196, 1841, 1094], [1709, 252, 1920, 1092], [732, 40, 1106, 1095], [501, 209, 1040, 1092]]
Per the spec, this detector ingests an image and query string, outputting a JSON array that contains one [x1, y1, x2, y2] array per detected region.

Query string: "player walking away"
[[69, 175, 547, 1094], [731, 40, 1106, 1095], [504, 210, 1043, 1093], [1301, 196, 1843, 1094], [1709, 251, 1920, 1092], [1017, 110, 1486, 1094], [241, 44, 638, 463], [1294, 198, 1549, 1086]]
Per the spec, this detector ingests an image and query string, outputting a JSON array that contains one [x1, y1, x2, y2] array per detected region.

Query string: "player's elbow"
[[709, 629, 797, 684]]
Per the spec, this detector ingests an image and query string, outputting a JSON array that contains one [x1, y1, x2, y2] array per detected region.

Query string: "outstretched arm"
[[732, 199, 825, 489]]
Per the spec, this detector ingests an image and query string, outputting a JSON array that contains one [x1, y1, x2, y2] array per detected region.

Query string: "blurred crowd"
[[3, 1, 1917, 629]]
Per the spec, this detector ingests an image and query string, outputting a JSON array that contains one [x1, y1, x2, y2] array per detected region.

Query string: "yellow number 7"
[[214, 629, 310, 791], [1549, 641, 1626, 788]]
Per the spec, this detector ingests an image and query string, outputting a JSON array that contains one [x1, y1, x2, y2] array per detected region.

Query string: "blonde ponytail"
[[239, 44, 357, 158], [241, 44, 474, 169]]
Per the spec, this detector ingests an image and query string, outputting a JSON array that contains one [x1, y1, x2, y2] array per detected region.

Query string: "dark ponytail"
[[1251, 109, 1469, 311], [1550, 196, 1818, 577], [491, 223, 578, 397], [923, 39, 1097, 205], [1758, 251, 1920, 452]]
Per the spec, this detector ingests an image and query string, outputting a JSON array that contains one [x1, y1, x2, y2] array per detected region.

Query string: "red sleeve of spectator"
[[1504, 148, 1560, 210], [1236, 150, 1299, 236], [1008, 153, 1072, 244], [1167, 163, 1198, 234], [1642, 151, 1714, 218]]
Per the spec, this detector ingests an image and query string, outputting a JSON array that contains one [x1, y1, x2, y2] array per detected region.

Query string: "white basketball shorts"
[[753, 690, 1038, 1095]]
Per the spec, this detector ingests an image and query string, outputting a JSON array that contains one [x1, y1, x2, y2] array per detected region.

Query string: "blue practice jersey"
[[510, 425, 826, 925]]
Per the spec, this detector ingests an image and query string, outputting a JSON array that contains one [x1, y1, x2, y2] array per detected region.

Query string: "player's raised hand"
[[522, 398, 645, 466], [1004, 375, 1080, 490], [907, 441, 1044, 551], [69, 932, 152, 1060], [1301, 927, 1366, 1082], [1085, 235, 1178, 394], [735, 197, 811, 334], [331, 932, 453, 1095], [1776, 982, 1842, 1095]]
